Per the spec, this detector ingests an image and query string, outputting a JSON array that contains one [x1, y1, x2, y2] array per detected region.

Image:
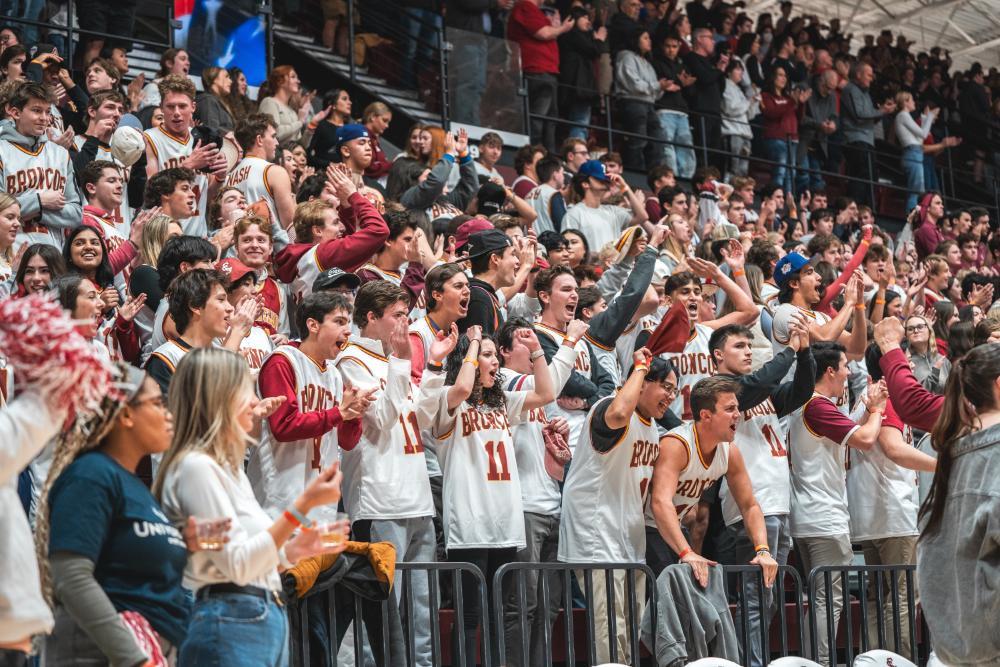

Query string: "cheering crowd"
[[1, 2, 999, 666]]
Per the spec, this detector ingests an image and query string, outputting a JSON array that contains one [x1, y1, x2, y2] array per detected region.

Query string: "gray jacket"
[[840, 81, 884, 146], [0, 120, 82, 232], [641, 564, 741, 666], [916, 423, 1000, 666], [614, 50, 661, 105], [799, 86, 838, 157]]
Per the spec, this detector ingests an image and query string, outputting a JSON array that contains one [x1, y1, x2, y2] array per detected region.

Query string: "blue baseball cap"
[[578, 159, 610, 182], [773, 252, 818, 287], [335, 123, 369, 147]]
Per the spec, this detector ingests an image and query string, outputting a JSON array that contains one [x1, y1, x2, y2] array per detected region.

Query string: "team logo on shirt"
[[461, 408, 511, 437], [6, 167, 66, 194], [629, 439, 658, 468], [300, 383, 335, 412]]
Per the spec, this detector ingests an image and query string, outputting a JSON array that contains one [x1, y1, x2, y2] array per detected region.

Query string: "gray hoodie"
[[0, 119, 83, 241], [916, 423, 1000, 666], [641, 564, 741, 666]]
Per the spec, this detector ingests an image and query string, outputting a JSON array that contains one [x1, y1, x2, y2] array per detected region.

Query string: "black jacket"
[[651, 52, 689, 113], [558, 27, 607, 104], [683, 51, 725, 113], [608, 12, 641, 55], [457, 276, 504, 337], [716, 345, 816, 417], [445, 0, 492, 33]]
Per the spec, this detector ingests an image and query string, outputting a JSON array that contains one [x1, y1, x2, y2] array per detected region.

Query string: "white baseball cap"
[[110, 126, 145, 167]]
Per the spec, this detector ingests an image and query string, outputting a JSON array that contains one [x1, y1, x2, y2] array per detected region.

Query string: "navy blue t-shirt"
[[48, 451, 190, 645]]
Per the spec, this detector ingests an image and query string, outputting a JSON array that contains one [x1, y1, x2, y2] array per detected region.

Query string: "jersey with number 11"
[[720, 396, 790, 526], [429, 389, 529, 550]]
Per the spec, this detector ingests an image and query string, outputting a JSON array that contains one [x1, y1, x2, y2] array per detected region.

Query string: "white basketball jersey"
[[226, 156, 278, 225], [424, 383, 528, 550], [143, 126, 209, 237], [665, 323, 716, 420], [335, 338, 434, 521], [720, 397, 790, 526], [86, 210, 130, 292], [846, 394, 919, 541], [240, 326, 274, 371], [788, 393, 852, 538], [661, 421, 730, 523], [248, 345, 344, 518], [292, 246, 323, 301], [146, 338, 188, 377], [559, 396, 660, 563], [1, 138, 72, 247], [526, 183, 559, 235], [73, 136, 134, 236], [408, 315, 440, 365], [534, 322, 592, 452]]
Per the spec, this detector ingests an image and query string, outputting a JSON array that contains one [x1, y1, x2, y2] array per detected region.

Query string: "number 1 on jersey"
[[400, 412, 424, 454], [484, 440, 511, 481]]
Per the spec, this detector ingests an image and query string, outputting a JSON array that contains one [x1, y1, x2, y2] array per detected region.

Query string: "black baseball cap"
[[466, 229, 513, 259], [313, 267, 361, 292]]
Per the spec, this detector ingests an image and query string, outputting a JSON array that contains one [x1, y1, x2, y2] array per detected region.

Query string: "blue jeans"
[[657, 110, 696, 178], [403, 8, 440, 88], [901, 145, 925, 213], [764, 138, 796, 196], [181, 592, 289, 666], [450, 36, 487, 126], [717, 514, 794, 667], [923, 152, 939, 192], [797, 150, 826, 193], [564, 99, 592, 140]]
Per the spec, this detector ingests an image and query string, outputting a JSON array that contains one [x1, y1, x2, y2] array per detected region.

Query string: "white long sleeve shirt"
[[894, 110, 934, 149], [0, 392, 63, 643], [160, 451, 283, 593]]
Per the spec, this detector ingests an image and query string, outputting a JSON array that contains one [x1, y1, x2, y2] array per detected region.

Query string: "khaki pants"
[[798, 534, 853, 665], [574, 568, 646, 665], [860, 536, 917, 659]]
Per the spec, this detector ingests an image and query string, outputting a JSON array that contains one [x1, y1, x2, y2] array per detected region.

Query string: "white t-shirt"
[[561, 203, 632, 255], [720, 397, 789, 525]]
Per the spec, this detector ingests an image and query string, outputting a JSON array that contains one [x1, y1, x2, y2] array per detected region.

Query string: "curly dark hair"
[[444, 334, 506, 411]]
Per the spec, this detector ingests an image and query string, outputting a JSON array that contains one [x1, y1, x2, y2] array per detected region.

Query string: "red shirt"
[[878, 347, 943, 433], [507, 1, 559, 74]]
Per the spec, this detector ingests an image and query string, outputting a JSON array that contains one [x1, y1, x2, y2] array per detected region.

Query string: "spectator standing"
[[225, 67, 257, 124], [139, 48, 191, 111], [797, 69, 838, 194], [447, 0, 512, 126], [917, 343, 1000, 667], [1, 82, 82, 250], [893, 92, 937, 213], [525, 155, 567, 234], [721, 58, 755, 180], [558, 8, 607, 141], [155, 348, 350, 666], [37, 366, 192, 665], [651, 32, 696, 179], [608, 0, 643, 55], [903, 315, 949, 394], [760, 66, 809, 197], [258, 66, 315, 144], [457, 229, 517, 336], [195, 66, 236, 135], [507, 0, 573, 153], [684, 28, 729, 171], [228, 114, 296, 233], [912, 192, 945, 260], [613, 29, 666, 171], [562, 160, 649, 252], [840, 63, 896, 207], [308, 89, 353, 170], [474, 131, 505, 182], [958, 64, 992, 184]]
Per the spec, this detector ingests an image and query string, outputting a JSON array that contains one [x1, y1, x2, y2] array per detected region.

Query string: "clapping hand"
[[429, 323, 460, 364]]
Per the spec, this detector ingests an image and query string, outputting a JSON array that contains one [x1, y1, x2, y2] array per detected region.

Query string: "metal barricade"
[[807, 564, 919, 667], [492, 561, 655, 667], [720, 565, 806, 666], [286, 561, 492, 667]]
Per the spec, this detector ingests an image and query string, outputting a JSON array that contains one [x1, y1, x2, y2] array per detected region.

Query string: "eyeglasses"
[[905, 324, 927, 333], [647, 380, 678, 397]]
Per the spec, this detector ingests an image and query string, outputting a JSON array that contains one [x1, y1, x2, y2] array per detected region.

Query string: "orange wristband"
[[733, 269, 745, 277], [678, 547, 692, 559]]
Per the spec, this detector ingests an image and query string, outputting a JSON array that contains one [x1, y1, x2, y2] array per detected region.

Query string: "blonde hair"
[[34, 364, 134, 606], [895, 90, 913, 109], [293, 200, 334, 243], [0, 192, 17, 263], [138, 214, 178, 266], [362, 101, 390, 124], [153, 348, 253, 499], [157, 73, 197, 102]]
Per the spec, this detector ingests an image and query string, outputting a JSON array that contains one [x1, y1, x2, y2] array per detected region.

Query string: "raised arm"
[[604, 348, 652, 429]]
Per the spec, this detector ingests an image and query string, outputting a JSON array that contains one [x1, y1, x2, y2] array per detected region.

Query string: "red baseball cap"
[[216, 257, 256, 284], [454, 217, 494, 250]]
